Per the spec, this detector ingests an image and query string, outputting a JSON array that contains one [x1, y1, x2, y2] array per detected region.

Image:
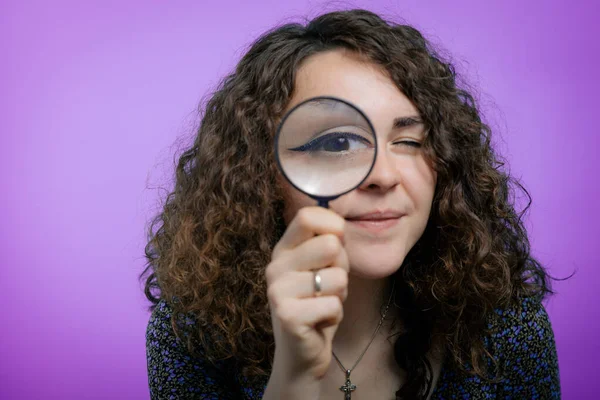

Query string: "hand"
[[264, 206, 349, 397]]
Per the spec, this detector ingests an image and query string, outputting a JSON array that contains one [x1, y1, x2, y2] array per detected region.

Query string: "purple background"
[[1, 0, 598, 398]]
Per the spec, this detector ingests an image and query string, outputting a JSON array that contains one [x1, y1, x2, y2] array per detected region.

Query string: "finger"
[[277, 296, 344, 332], [273, 207, 345, 257], [277, 233, 346, 274], [269, 267, 348, 302]]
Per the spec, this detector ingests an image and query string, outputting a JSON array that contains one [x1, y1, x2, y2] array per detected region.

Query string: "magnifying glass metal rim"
[[274, 95, 379, 205]]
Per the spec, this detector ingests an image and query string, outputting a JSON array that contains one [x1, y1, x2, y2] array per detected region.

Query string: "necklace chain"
[[331, 282, 396, 375]]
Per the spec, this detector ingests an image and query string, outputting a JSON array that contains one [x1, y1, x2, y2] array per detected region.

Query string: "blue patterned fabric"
[[146, 296, 560, 399]]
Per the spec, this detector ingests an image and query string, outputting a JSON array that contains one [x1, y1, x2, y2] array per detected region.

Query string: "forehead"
[[288, 49, 420, 126]]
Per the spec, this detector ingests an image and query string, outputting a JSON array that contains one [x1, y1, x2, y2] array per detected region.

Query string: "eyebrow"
[[393, 116, 423, 129], [285, 101, 425, 134], [304, 98, 343, 110]]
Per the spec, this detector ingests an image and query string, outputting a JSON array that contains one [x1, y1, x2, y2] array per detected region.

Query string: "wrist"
[[263, 363, 321, 400]]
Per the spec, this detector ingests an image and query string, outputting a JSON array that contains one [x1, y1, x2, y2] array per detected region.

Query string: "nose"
[[358, 147, 400, 192]]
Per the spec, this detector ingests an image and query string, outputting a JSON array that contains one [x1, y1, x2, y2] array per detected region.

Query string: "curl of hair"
[[141, 9, 551, 399]]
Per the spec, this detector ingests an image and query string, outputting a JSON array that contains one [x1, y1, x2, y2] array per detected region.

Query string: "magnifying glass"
[[275, 96, 378, 208]]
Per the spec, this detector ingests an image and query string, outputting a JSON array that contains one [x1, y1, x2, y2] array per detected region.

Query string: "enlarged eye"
[[289, 132, 372, 153]]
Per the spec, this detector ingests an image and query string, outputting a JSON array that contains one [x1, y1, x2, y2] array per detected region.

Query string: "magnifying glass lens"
[[276, 98, 376, 198]]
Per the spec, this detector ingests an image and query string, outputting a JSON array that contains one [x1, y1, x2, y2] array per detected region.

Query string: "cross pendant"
[[339, 370, 356, 400]]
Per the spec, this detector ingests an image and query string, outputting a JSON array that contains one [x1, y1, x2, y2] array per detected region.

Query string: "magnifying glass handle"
[[317, 199, 329, 208]]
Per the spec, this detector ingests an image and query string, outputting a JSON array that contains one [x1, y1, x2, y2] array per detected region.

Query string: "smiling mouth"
[[345, 217, 402, 233]]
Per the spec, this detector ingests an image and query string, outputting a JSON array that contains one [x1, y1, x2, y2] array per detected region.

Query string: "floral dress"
[[146, 296, 560, 399]]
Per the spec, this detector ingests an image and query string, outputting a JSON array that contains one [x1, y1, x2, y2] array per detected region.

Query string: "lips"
[[345, 210, 405, 221], [345, 210, 404, 233]]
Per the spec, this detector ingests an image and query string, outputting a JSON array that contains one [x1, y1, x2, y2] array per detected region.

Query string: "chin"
[[346, 245, 408, 280]]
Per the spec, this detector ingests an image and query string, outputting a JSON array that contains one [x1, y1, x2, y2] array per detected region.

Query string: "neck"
[[333, 275, 397, 356]]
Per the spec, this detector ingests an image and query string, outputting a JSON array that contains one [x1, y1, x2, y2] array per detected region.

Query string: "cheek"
[[401, 156, 437, 210], [281, 181, 316, 225]]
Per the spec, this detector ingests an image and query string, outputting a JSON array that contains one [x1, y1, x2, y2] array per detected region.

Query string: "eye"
[[394, 140, 422, 148], [288, 132, 372, 153]]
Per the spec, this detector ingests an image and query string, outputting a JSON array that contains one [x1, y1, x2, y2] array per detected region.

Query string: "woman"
[[142, 9, 560, 399]]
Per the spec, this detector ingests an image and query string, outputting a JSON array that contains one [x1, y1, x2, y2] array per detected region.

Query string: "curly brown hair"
[[141, 9, 551, 399]]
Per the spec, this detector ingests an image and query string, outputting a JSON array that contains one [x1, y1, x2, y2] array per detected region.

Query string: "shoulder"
[[146, 298, 221, 364], [146, 299, 194, 340], [485, 296, 561, 397], [146, 299, 199, 356], [146, 299, 175, 339], [487, 295, 555, 356], [146, 300, 240, 399]]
